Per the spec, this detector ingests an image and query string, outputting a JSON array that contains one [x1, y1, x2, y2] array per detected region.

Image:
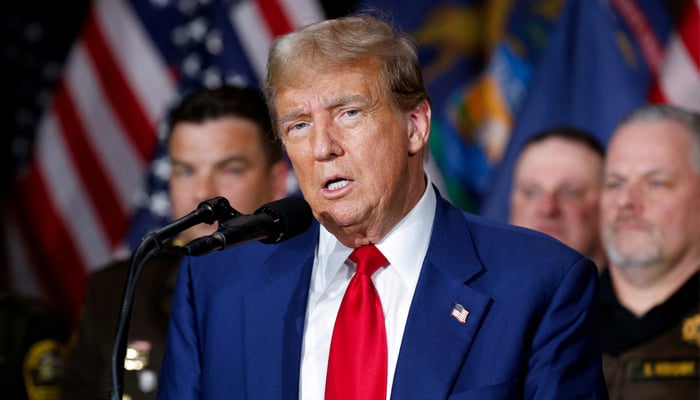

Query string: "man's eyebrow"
[[279, 108, 305, 126], [213, 155, 252, 168], [278, 94, 370, 126], [170, 155, 252, 168], [605, 168, 677, 179]]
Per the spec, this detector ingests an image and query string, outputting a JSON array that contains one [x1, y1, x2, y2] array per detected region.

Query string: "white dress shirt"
[[299, 181, 437, 399]]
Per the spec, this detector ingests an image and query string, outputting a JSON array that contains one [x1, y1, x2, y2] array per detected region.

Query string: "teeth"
[[327, 180, 349, 191]]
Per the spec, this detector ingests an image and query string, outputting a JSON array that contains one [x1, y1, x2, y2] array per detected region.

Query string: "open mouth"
[[326, 178, 350, 191]]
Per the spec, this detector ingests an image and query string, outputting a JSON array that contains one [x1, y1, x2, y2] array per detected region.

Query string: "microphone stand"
[[109, 197, 238, 400]]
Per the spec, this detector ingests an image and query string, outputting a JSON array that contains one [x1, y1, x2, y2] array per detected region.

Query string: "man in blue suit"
[[158, 14, 608, 399]]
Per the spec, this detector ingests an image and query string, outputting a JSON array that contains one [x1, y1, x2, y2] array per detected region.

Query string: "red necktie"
[[325, 245, 389, 400]]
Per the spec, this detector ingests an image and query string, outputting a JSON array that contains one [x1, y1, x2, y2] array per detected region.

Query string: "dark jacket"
[[61, 251, 182, 400], [0, 292, 68, 400], [599, 270, 700, 400]]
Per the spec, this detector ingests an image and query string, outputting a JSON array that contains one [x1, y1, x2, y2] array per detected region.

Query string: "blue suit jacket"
[[158, 192, 608, 399]]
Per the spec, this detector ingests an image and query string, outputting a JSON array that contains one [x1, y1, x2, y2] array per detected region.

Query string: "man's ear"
[[407, 99, 431, 156]]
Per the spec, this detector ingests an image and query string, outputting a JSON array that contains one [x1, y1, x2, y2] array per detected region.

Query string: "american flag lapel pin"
[[451, 303, 469, 324]]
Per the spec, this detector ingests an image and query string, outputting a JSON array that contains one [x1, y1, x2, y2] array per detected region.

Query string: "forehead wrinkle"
[[277, 64, 385, 116], [328, 93, 370, 108]]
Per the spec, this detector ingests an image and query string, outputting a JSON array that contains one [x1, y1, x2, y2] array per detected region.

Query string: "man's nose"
[[311, 117, 344, 161]]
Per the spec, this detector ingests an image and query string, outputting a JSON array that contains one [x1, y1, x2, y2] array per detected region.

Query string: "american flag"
[[1, 0, 327, 323], [450, 303, 469, 324], [648, 0, 700, 111]]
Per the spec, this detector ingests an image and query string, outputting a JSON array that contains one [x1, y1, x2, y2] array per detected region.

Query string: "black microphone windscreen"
[[256, 196, 313, 244]]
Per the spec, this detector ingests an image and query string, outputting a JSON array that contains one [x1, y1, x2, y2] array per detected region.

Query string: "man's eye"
[[224, 167, 243, 175], [291, 122, 309, 131], [171, 166, 193, 177], [560, 187, 583, 199], [649, 179, 669, 188], [520, 186, 540, 198], [604, 180, 623, 190]]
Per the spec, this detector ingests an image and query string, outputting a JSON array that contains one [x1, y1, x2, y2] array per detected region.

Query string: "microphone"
[[182, 196, 313, 256], [151, 196, 238, 242]]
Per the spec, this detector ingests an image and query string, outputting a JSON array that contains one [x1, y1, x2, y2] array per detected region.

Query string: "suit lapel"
[[391, 194, 493, 399], [242, 223, 318, 399]]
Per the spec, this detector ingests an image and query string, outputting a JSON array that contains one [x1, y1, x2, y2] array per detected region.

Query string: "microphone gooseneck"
[[183, 196, 313, 256], [110, 195, 236, 400], [151, 196, 238, 242]]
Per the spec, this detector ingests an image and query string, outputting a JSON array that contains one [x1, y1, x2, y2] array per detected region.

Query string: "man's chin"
[[608, 240, 660, 268]]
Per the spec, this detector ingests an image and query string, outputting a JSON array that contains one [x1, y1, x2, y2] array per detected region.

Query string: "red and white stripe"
[[4, 0, 176, 321], [3, 0, 324, 323], [230, 0, 324, 81], [649, 0, 700, 111]]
